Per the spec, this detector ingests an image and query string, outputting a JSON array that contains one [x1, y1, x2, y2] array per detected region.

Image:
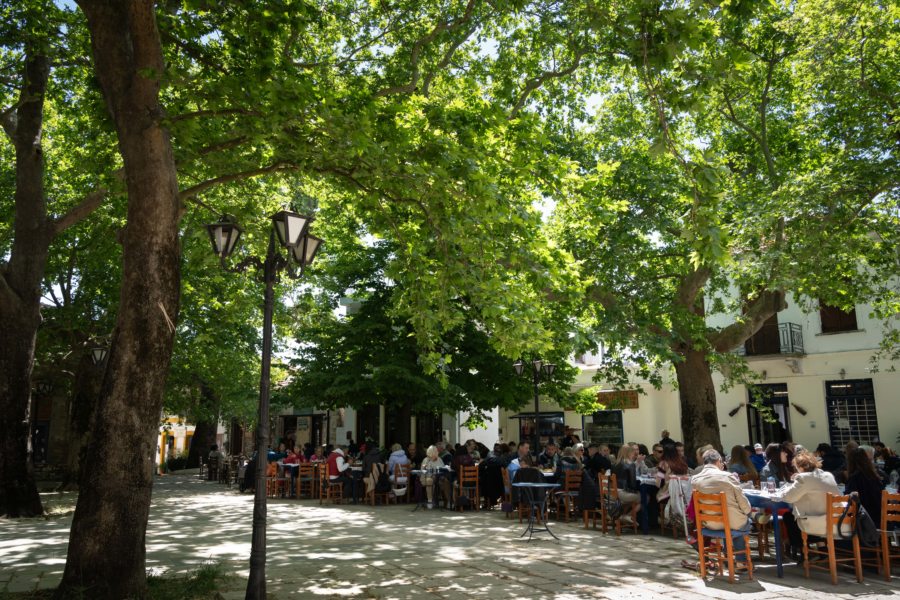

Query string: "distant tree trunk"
[[57, 2, 181, 598], [674, 348, 723, 457], [186, 381, 219, 469], [57, 357, 103, 491], [0, 52, 50, 519]]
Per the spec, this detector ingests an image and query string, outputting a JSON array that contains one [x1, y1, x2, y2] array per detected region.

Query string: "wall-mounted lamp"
[[785, 358, 802, 374], [792, 403, 808, 416], [728, 403, 745, 417], [839, 368, 846, 380], [760, 370, 767, 381]]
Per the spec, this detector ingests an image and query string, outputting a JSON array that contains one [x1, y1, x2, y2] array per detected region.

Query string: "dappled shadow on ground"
[[3, 473, 899, 599]]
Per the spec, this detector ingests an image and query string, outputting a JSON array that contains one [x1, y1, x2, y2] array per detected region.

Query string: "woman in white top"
[[770, 451, 842, 560], [420, 445, 446, 508]]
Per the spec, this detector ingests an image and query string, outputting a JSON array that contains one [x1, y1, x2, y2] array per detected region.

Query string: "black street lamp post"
[[206, 210, 321, 600], [514, 358, 555, 453]]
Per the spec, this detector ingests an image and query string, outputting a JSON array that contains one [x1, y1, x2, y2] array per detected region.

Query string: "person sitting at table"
[[538, 441, 560, 470], [282, 445, 306, 497], [645, 444, 664, 470], [750, 443, 766, 471], [310, 445, 326, 462], [362, 445, 383, 477], [407, 442, 425, 467], [845, 447, 885, 522], [657, 443, 691, 527], [691, 449, 753, 556], [326, 446, 357, 502], [814, 442, 845, 481], [420, 445, 449, 508], [553, 446, 581, 480], [612, 444, 641, 524], [451, 444, 475, 473], [585, 443, 612, 477], [436, 441, 453, 465], [207, 444, 225, 481], [676, 442, 696, 470], [727, 445, 758, 480], [760, 442, 795, 485], [506, 441, 530, 480], [690, 444, 714, 475], [387, 443, 410, 483], [769, 450, 841, 561]]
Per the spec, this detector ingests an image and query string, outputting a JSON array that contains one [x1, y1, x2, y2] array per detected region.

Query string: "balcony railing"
[[734, 322, 804, 356]]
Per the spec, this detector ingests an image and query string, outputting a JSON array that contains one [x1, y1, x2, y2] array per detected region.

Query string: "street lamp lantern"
[[90, 347, 108, 365], [290, 234, 322, 268], [206, 214, 243, 258], [513, 359, 525, 377], [270, 210, 310, 248], [205, 210, 321, 600], [543, 362, 556, 377]]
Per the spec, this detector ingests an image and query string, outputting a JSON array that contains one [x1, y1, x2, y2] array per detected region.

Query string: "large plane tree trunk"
[[0, 52, 50, 518], [57, 2, 181, 598], [674, 348, 723, 457]]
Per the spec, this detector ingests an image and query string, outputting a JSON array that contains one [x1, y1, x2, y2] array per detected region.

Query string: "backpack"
[[579, 469, 599, 511], [375, 465, 391, 493]]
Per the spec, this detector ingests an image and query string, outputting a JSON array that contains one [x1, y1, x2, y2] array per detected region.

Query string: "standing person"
[[207, 444, 225, 481], [659, 430, 676, 448], [560, 427, 579, 449]]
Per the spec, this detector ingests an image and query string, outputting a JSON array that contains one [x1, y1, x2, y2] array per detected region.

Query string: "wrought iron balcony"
[[735, 322, 804, 356]]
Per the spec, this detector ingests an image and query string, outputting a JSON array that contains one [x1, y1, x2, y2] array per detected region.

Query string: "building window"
[[584, 410, 624, 446], [825, 379, 879, 447], [819, 302, 858, 334]]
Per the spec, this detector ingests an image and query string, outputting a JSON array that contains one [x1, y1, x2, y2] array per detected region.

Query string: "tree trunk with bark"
[[0, 52, 50, 518], [58, 2, 181, 598], [674, 348, 723, 457], [57, 356, 103, 491]]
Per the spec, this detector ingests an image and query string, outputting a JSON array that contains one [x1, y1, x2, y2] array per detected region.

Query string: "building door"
[[825, 379, 879, 447], [747, 383, 791, 447], [415, 412, 442, 446], [356, 404, 380, 445], [385, 401, 411, 447]]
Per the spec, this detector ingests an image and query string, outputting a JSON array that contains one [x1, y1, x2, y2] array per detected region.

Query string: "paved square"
[[2, 472, 897, 598]]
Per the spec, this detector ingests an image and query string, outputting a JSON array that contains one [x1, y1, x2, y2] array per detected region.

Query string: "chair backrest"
[[563, 469, 583, 492], [298, 463, 315, 478], [599, 473, 619, 499], [501, 467, 511, 490], [459, 464, 478, 485], [825, 493, 855, 532], [394, 462, 411, 479], [692, 490, 732, 531], [883, 490, 900, 530]]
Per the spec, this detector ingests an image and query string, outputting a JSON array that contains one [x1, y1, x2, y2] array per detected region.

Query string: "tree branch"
[[674, 266, 711, 309], [509, 47, 589, 119], [51, 188, 106, 236], [167, 108, 262, 123], [709, 289, 787, 352], [178, 161, 297, 201]]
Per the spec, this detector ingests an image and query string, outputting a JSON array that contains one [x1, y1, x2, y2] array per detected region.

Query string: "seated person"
[[506, 441, 530, 480], [282, 445, 305, 498], [760, 442, 796, 485], [420, 445, 450, 508], [612, 444, 642, 524], [510, 455, 544, 505], [585, 443, 612, 476], [207, 444, 225, 480], [326, 447, 357, 502], [691, 449, 753, 555], [750, 443, 766, 471], [387, 443, 410, 482], [727, 444, 758, 480], [554, 446, 582, 480], [769, 450, 841, 560], [538, 442, 561, 470], [310, 445, 326, 462]]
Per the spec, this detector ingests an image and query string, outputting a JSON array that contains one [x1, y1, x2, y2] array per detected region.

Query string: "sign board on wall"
[[597, 389, 640, 410], [297, 417, 309, 431]]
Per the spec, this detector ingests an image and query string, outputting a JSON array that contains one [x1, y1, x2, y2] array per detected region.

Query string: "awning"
[[508, 412, 564, 420]]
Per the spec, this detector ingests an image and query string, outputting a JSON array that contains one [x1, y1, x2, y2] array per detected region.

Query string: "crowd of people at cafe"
[[211, 426, 899, 569]]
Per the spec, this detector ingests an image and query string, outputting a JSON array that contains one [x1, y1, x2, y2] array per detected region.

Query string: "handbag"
[[837, 492, 879, 546], [603, 493, 623, 520]]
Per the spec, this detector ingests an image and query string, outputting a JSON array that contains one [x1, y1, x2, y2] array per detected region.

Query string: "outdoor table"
[[512, 482, 560, 541], [637, 476, 659, 535], [410, 468, 452, 511], [743, 488, 792, 578]]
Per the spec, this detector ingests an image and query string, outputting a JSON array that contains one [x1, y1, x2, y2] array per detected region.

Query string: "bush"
[[165, 456, 188, 472]]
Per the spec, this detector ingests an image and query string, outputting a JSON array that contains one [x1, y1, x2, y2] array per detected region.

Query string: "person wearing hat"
[[750, 443, 766, 471]]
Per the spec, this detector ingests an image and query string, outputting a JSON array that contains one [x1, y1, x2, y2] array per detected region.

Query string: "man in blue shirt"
[[507, 441, 531, 479]]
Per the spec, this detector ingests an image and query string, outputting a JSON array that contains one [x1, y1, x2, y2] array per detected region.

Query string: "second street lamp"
[[206, 209, 321, 600], [514, 358, 555, 453]]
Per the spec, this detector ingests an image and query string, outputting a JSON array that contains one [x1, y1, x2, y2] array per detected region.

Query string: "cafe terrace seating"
[[801, 492, 862, 584], [693, 490, 755, 583], [879, 490, 900, 581]]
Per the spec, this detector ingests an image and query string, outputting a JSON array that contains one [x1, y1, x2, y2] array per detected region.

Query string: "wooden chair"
[[366, 463, 393, 506], [513, 468, 545, 523], [693, 490, 754, 583], [597, 473, 634, 536], [583, 472, 604, 531], [879, 489, 900, 581], [198, 456, 207, 480], [457, 464, 480, 511], [554, 469, 582, 522], [266, 463, 289, 498], [296, 463, 317, 499], [320, 463, 344, 505], [501, 467, 512, 519], [801, 492, 862, 585]]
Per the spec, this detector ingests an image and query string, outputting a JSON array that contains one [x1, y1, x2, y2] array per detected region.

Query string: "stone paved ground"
[[1, 471, 898, 599]]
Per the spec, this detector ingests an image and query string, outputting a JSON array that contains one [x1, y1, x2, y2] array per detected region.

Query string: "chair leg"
[[827, 536, 838, 585], [725, 535, 735, 583], [745, 535, 754, 580], [853, 536, 863, 583], [884, 532, 892, 582], [802, 532, 810, 579], [698, 531, 707, 579]]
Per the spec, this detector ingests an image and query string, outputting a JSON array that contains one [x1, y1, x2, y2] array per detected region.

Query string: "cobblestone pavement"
[[2, 472, 898, 599]]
